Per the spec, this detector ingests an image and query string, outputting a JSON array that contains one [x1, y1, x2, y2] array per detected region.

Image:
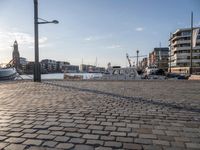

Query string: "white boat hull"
[[0, 68, 17, 80]]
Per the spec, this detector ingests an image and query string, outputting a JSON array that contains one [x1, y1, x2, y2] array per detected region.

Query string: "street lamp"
[[34, 0, 58, 82]]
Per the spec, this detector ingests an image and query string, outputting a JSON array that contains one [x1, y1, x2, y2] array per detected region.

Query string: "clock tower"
[[12, 40, 20, 69]]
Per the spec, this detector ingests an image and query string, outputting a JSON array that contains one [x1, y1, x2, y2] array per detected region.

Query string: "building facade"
[[148, 47, 169, 71], [41, 59, 57, 73], [169, 28, 200, 74], [64, 65, 79, 73]]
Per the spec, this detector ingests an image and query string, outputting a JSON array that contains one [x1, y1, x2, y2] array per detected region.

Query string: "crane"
[[126, 53, 132, 67], [129, 50, 147, 69]]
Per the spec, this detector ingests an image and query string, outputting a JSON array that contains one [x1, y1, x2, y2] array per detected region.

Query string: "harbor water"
[[20, 73, 102, 80]]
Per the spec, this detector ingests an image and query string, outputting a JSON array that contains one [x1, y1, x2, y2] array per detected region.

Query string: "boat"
[[0, 67, 17, 80], [145, 65, 159, 75], [96, 66, 141, 80]]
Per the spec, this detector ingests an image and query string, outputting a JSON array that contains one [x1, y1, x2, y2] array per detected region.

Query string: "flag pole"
[[190, 12, 193, 75]]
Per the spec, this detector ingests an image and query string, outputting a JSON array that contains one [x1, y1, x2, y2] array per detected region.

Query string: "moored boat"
[[0, 67, 17, 80], [95, 66, 141, 80]]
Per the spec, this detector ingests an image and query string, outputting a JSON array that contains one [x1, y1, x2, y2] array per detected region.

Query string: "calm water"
[[20, 73, 102, 80]]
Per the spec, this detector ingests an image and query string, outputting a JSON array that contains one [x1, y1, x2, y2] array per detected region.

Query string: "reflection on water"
[[20, 73, 102, 80]]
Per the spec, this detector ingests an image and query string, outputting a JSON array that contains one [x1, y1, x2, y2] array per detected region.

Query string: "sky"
[[0, 0, 200, 67]]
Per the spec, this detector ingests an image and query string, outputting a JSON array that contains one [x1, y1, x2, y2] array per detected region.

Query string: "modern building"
[[148, 47, 169, 71], [12, 40, 20, 69], [19, 57, 28, 73], [41, 59, 57, 73], [80, 64, 105, 73], [64, 65, 79, 73], [56, 61, 70, 72], [24, 61, 34, 74], [140, 57, 148, 70], [169, 28, 200, 74]]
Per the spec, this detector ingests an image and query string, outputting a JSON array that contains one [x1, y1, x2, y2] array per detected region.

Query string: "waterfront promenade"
[[0, 80, 200, 150]]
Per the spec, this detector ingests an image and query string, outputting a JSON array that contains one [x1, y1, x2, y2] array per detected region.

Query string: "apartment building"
[[169, 28, 200, 74], [148, 47, 169, 71]]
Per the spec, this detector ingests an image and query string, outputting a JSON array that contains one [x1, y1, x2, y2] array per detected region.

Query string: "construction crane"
[[126, 53, 132, 67], [129, 50, 147, 69]]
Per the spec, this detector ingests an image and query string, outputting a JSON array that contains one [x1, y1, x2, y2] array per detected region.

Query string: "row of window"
[[176, 63, 200, 67], [173, 50, 200, 54]]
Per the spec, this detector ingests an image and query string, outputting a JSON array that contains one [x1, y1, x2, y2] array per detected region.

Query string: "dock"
[[0, 80, 200, 150]]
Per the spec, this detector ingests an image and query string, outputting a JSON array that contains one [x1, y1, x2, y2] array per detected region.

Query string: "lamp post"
[[33, 0, 58, 82], [190, 12, 193, 75]]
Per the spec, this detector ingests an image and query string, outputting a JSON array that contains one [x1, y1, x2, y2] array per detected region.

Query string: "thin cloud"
[[106, 44, 121, 49], [135, 27, 144, 32], [0, 31, 48, 51], [84, 34, 113, 41]]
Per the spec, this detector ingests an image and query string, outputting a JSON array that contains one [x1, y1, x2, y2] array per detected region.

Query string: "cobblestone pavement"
[[47, 80, 200, 111], [0, 81, 200, 150]]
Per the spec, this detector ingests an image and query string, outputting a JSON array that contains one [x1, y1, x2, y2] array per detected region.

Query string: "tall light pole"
[[33, 0, 58, 82], [190, 11, 193, 75]]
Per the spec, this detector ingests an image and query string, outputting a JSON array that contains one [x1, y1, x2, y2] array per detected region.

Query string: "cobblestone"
[[0, 81, 199, 150]]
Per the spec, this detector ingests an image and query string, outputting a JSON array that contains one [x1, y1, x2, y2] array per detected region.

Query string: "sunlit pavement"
[[0, 81, 200, 150]]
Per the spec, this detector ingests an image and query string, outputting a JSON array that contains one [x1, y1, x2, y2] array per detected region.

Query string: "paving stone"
[[127, 132, 138, 137], [42, 141, 57, 148], [76, 124, 88, 128], [153, 140, 170, 146], [37, 134, 55, 140], [113, 122, 126, 127], [86, 139, 104, 146], [36, 130, 50, 134], [60, 122, 76, 127], [100, 122, 112, 126], [110, 132, 126, 136], [50, 131, 65, 136], [134, 138, 153, 144], [4, 144, 27, 150], [118, 127, 131, 132], [139, 134, 157, 139], [92, 130, 109, 135], [0, 142, 9, 149], [174, 137, 190, 142], [86, 121, 100, 125], [65, 132, 82, 137], [170, 141, 185, 148], [23, 139, 43, 146], [152, 130, 165, 135], [104, 141, 122, 148], [165, 131, 179, 136], [54, 136, 69, 142], [22, 129, 37, 133], [116, 137, 134, 143], [69, 138, 85, 144], [0, 135, 8, 141], [73, 144, 94, 150], [186, 143, 200, 149], [33, 125, 49, 130], [127, 124, 140, 128], [123, 143, 142, 150], [48, 126, 64, 131], [142, 145, 162, 150], [7, 132, 23, 137], [88, 125, 104, 130], [56, 143, 74, 149], [105, 126, 117, 131], [83, 134, 99, 139], [100, 135, 115, 141], [5, 137, 26, 144], [22, 133, 38, 138], [95, 146, 112, 150], [78, 129, 91, 134]]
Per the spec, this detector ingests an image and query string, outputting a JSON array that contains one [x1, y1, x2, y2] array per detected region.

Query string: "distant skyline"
[[0, 0, 200, 67]]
